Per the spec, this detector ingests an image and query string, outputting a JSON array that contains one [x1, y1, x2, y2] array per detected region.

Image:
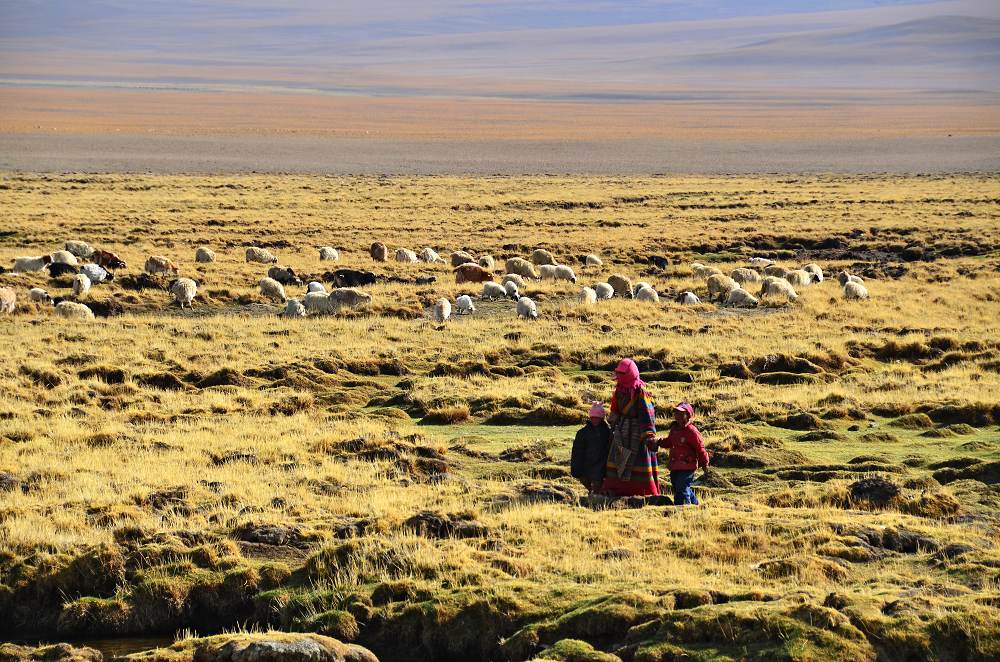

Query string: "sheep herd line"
[[0, 240, 870, 322]]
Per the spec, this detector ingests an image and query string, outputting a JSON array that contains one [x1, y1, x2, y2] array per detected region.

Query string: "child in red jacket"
[[659, 401, 709, 505]]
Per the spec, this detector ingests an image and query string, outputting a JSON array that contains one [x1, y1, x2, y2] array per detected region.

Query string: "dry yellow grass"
[[0, 172, 998, 660]]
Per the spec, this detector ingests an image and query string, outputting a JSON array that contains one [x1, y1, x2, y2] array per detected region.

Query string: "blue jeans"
[[670, 470, 699, 506]]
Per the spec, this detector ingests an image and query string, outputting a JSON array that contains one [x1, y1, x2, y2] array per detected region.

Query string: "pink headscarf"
[[614, 358, 645, 393]]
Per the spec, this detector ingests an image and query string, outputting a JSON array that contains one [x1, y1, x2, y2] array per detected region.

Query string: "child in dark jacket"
[[571, 401, 611, 493], [659, 401, 709, 505]]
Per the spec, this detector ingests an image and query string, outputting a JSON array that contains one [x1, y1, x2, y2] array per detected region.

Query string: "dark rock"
[[233, 523, 310, 547], [849, 476, 900, 506], [402, 511, 488, 539]]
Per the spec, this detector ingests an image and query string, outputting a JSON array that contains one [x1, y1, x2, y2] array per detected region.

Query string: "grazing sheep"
[[607, 274, 633, 299], [748, 257, 774, 267], [307, 281, 326, 294], [65, 241, 95, 259], [395, 248, 418, 263], [648, 255, 669, 269], [433, 298, 452, 322], [594, 283, 615, 300], [454, 263, 494, 284], [786, 269, 819, 288], [79, 263, 112, 284], [414, 276, 438, 285], [478, 255, 496, 270], [245, 247, 278, 264], [635, 285, 659, 303], [169, 278, 197, 308], [267, 266, 302, 286], [579, 286, 597, 304], [29, 287, 52, 303], [516, 296, 538, 320], [456, 295, 475, 314], [46, 262, 79, 278], [450, 250, 475, 267], [331, 268, 377, 288], [501, 273, 526, 289], [50, 250, 79, 266], [725, 287, 759, 308], [633, 282, 653, 294], [539, 264, 557, 280], [303, 291, 331, 312], [195, 246, 216, 263], [55, 300, 94, 320], [319, 247, 340, 261], [763, 264, 791, 279], [530, 249, 556, 266], [328, 288, 372, 309], [838, 270, 864, 286], [731, 267, 763, 286], [706, 274, 740, 301], [419, 247, 444, 263], [260, 277, 287, 303], [0, 287, 15, 314], [370, 242, 389, 262], [482, 282, 507, 300], [760, 276, 798, 302], [843, 281, 869, 300], [145, 256, 179, 276], [553, 265, 577, 284], [71, 273, 91, 298], [503, 281, 520, 300], [676, 291, 701, 305], [13, 255, 52, 273], [803, 263, 824, 282], [283, 298, 307, 317], [692, 263, 722, 279], [505, 257, 539, 280], [584, 254, 603, 267], [92, 249, 126, 271]]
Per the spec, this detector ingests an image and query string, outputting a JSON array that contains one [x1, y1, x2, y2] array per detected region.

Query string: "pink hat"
[[589, 401, 606, 418]]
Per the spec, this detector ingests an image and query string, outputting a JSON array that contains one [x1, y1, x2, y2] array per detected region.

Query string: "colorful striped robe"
[[602, 385, 659, 496]]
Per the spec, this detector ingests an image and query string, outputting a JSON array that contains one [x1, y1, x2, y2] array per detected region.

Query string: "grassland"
[[0, 172, 998, 661]]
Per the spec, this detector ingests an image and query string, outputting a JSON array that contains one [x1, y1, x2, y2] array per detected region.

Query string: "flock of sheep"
[[0, 238, 869, 323]]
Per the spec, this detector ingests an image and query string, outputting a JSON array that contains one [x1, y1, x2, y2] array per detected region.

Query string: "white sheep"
[[505, 258, 539, 280], [433, 298, 452, 322], [260, 277, 287, 303], [786, 269, 818, 288], [72, 273, 91, 298], [707, 274, 740, 301], [725, 287, 759, 308], [760, 276, 798, 302], [607, 274, 633, 298], [328, 288, 372, 309], [55, 300, 94, 320], [503, 281, 520, 299], [170, 278, 197, 308], [455, 295, 475, 314], [539, 264, 557, 280], [803, 263, 824, 282], [283, 298, 307, 317], [553, 265, 577, 283], [80, 264, 112, 283], [0, 287, 15, 314], [501, 273, 526, 289], [307, 281, 326, 294], [395, 248, 418, 263], [676, 291, 701, 305], [516, 296, 538, 320], [29, 287, 52, 303], [578, 286, 597, 304], [245, 247, 278, 264], [13, 256, 52, 273], [50, 250, 79, 266], [838, 271, 864, 286], [478, 255, 496, 270], [64, 241, 94, 259], [450, 250, 475, 267], [635, 285, 659, 303], [594, 283, 614, 300], [692, 263, 722, 279], [843, 281, 869, 300], [731, 267, 762, 286], [303, 291, 331, 312], [482, 282, 507, 300], [763, 264, 791, 279], [195, 246, 216, 263], [530, 249, 556, 266], [420, 247, 444, 263], [748, 257, 774, 267], [584, 254, 603, 267], [319, 247, 340, 261]]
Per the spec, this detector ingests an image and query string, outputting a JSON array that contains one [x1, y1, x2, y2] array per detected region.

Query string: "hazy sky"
[[1, 0, 997, 100]]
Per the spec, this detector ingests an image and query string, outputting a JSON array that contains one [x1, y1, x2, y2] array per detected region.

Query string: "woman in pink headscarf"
[[602, 358, 659, 496]]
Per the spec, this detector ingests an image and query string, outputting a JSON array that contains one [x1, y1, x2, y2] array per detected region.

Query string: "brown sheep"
[[454, 263, 494, 284], [370, 242, 388, 262], [144, 256, 179, 276], [93, 249, 126, 271]]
